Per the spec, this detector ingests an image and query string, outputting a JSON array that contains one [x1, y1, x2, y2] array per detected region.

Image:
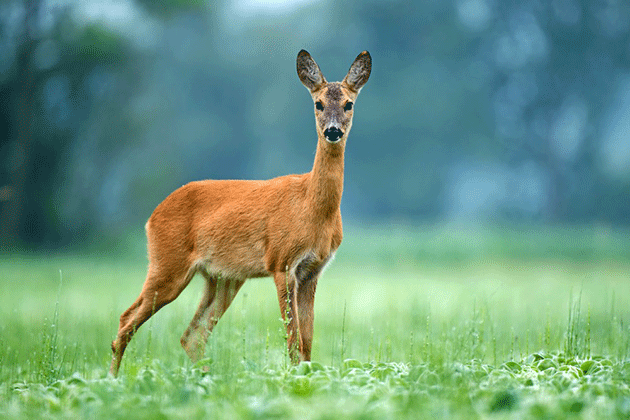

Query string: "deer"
[[109, 50, 372, 376]]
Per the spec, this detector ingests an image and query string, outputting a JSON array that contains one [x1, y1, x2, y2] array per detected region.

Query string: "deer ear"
[[343, 51, 371, 93], [297, 50, 326, 92]]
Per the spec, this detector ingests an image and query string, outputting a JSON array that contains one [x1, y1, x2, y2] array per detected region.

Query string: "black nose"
[[324, 127, 343, 142]]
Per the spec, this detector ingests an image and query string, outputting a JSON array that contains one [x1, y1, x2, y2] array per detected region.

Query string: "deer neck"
[[307, 137, 345, 219]]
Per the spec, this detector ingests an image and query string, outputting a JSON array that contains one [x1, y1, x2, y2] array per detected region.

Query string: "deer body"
[[151, 170, 342, 280], [110, 50, 371, 376]]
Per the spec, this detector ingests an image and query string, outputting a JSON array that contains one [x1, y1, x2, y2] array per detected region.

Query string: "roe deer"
[[109, 50, 371, 376]]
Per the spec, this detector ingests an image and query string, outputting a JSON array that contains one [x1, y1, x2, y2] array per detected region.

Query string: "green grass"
[[1, 225, 630, 419]]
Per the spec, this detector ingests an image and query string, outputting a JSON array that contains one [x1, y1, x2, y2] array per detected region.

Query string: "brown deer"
[[109, 50, 371, 376]]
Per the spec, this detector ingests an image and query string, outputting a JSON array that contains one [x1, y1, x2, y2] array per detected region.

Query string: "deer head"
[[297, 50, 372, 144]]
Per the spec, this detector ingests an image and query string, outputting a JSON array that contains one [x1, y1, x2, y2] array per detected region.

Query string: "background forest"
[[1, 0, 630, 251]]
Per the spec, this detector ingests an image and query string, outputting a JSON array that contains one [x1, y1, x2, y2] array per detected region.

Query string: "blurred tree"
[[335, 0, 630, 223], [0, 0, 135, 250], [0, 0, 39, 249], [135, 0, 206, 18], [488, 0, 630, 221], [2, 0, 630, 253]]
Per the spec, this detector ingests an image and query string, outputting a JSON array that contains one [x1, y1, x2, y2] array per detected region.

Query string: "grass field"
[[1, 225, 630, 419]]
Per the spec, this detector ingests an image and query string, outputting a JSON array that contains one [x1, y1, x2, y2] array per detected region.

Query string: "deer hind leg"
[[180, 268, 217, 363], [110, 261, 197, 376], [180, 270, 245, 364]]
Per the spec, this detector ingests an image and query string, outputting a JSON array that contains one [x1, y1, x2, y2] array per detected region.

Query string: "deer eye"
[[344, 101, 353, 111], [315, 101, 324, 111]]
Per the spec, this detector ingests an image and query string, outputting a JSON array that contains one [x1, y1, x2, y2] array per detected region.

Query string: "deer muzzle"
[[324, 127, 343, 143]]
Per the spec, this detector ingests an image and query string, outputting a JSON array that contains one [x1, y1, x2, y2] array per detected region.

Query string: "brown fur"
[[109, 50, 371, 376]]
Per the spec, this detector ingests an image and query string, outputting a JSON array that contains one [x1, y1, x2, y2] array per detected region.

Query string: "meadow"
[[1, 225, 630, 419]]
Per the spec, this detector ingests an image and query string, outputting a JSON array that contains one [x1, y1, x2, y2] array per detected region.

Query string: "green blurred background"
[[1, 0, 630, 252]]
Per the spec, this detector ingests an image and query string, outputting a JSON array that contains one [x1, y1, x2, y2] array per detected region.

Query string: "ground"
[[1, 225, 629, 419]]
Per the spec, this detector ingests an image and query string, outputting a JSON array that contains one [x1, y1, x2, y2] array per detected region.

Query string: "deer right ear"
[[343, 51, 372, 93], [297, 50, 326, 92]]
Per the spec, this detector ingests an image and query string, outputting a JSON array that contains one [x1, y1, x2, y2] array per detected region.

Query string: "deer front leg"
[[273, 267, 319, 363], [295, 276, 318, 361], [273, 271, 300, 363], [292, 253, 326, 361]]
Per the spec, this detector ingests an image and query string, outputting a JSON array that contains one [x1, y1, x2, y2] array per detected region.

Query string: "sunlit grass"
[[1, 225, 630, 418]]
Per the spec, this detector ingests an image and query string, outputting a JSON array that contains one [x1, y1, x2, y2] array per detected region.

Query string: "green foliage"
[[3, 354, 630, 419], [1, 228, 630, 418]]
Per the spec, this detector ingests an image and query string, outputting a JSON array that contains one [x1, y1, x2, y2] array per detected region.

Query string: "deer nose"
[[324, 127, 343, 142]]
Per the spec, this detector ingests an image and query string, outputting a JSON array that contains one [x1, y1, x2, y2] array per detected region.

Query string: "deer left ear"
[[297, 50, 327, 92], [343, 51, 371, 93]]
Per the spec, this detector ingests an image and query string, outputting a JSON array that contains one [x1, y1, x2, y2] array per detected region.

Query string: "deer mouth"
[[324, 127, 343, 143]]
